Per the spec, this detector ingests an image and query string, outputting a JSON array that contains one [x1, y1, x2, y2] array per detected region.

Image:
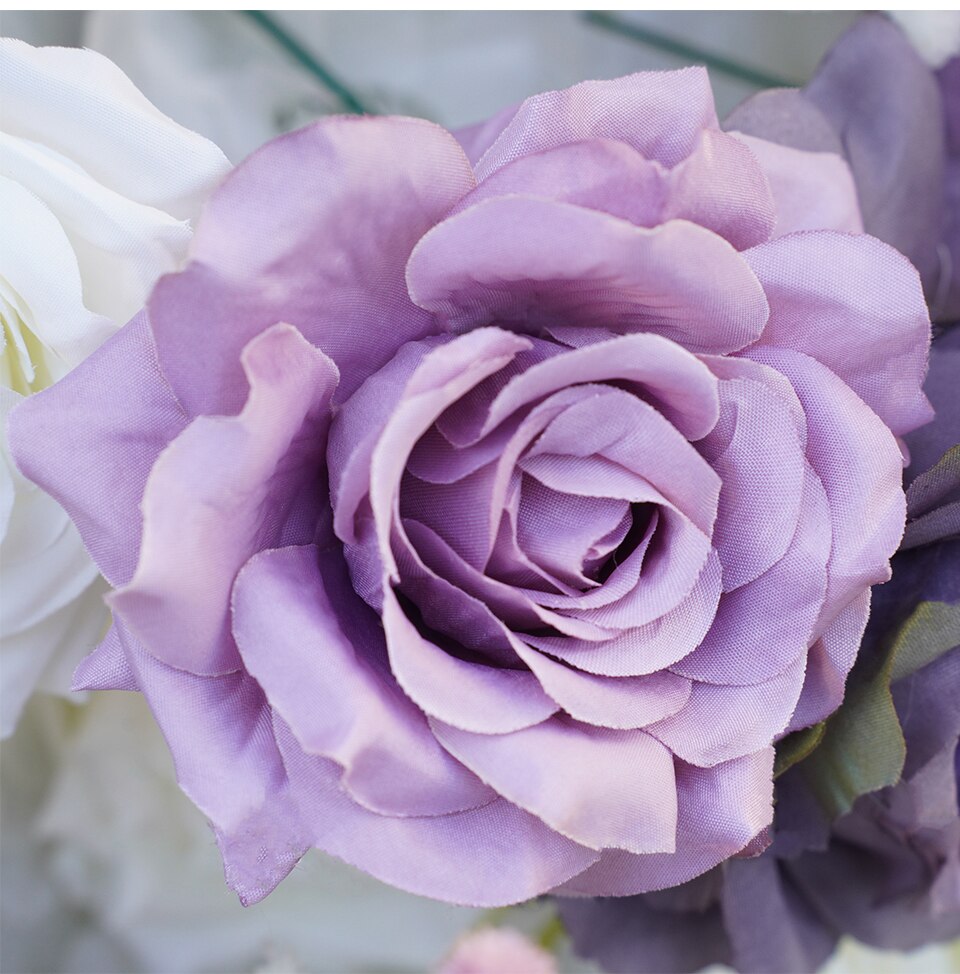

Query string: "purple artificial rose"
[[10, 69, 932, 906]]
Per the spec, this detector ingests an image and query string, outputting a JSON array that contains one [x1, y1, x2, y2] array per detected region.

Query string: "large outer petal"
[[109, 324, 338, 676], [274, 715, 599, 906], [113, 618, 307, 906], [8, 311, 188, 587], [407, 198, 769, 354], [474, 67, 717, 179], [648, 656, 806, 767], [150, 116, 476, 416], [746, 346, 906, 633], [232, 544, 493, 817], [746, 231, 932, 438]]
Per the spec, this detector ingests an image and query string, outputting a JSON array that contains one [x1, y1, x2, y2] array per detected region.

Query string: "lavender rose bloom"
[[9, 69, 931, 906]]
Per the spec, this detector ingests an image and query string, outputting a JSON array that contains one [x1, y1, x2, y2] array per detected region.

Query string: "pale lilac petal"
[[558, 748, 774, 895], [700, 373, 806, 591], [328, 338, 441, 542], [392, 519, 524, 667], [275, 715, 599, 906], [455, 139, 668, 225], [748, 347, 906, 629], [672, 467, 830, 685], [453, 103, 519, 165], [747, 232, 932, 437], [787, 589, 871, 732], [114, 619, 306, 904], [232, 544, 494, 817], [455, 130, 774, 250], [401, 464, 500, 571], [731, 133, 863, 236], [407, 197, 769, 354], [649, 655, 806, 767], [572, 509, 713, 630], [527, 552, 723, 677], [474, 68, 717, 179], [431, 716, 678, 854], [521, 385, 720, 536], [71, 624, 138, 691], [516, 480, 629, 589], [514, 642, 692, 729], [150, 117, 475, 415], [403, 518, 548, 630], [8, 311, 187, 586], [366, 329, 531, 581], [109, 324, 338, 676], [662, 129, 775, 249], [480, 332, 720, 442], [382, 587, 558, 734]]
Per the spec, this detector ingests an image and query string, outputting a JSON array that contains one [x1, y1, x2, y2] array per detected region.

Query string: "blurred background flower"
[[2, 11, 959, 974]]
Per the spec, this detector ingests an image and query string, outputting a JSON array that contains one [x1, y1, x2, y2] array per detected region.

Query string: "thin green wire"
[[241, 11, 370, 114], [584, 12, 801, 90]]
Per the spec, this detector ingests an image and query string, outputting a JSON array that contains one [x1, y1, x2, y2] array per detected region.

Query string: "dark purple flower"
[[9, 69, 930, 907]]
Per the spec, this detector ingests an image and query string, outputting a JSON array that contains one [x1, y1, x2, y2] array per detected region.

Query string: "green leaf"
[[905, 444, 960, 519], [794, 600, 960, 820], [888, 600, 960, 683], [773, 721, 826, 778]]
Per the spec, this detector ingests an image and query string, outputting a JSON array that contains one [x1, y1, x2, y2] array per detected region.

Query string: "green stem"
[[584, 11, 801, 89], [241, 11, 370, 114]]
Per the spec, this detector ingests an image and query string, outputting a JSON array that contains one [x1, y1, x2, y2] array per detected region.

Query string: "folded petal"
[[431, 716, 678, 854], [526, 552, 723, 678], [8, 311, 188, 586], [72, 625, 138, 691], [787, 589, 871, 732], [558, 748, 774, 895], [117, 619, 299, 885], [110, 324, 338, 675], [275, 714, 599, 906], [672, 466, 830, 685], [408, 198, 769, 355], [730, 134, 862, 237], [456, 129, 774, 250], [702, 373, 807, 591], [381, 587, 558, 734]]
